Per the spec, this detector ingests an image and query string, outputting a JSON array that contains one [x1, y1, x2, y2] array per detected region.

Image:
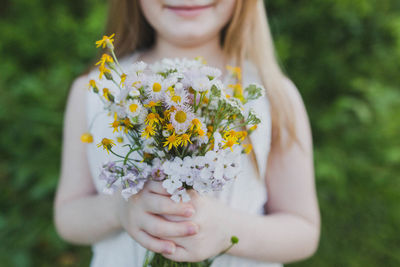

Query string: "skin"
[[54, 0, 320, 263]]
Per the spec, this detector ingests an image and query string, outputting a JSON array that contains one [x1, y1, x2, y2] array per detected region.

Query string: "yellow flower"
[[164, 106, 176, 120], [103, 88, 114, 102], [141, 124, 156, 139], [122, 118, 133, 132], [110, 119, 121, 133], [80, 132, 93, 143], [179, 133, 192, 147], [144, 101, 160, 108], [97, 138, 116, 154], [242, 143, 253, 154], [96, 54, 114, 67], [88, 80, 99, 93], [145, 113, 160, 126], [222, 135, 239, 151], [224, 129, 240, 140], [190, 118, 202, 131], [197, 128, 205, 137], [237, 131, 248, 141], [99, 65, 111, 80], [164, 123, 174, 131], [116, 136, 124, 143], [226, 65, 242, 81], [95, 33, 115, 49], [120, 73, 127, 87], [88, 80, 96, 89], [163, 132, 180, 150], [248, 125, 258, 133]]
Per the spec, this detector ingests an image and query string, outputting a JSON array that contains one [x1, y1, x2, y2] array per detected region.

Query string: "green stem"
[[110, 48, 124, 74]]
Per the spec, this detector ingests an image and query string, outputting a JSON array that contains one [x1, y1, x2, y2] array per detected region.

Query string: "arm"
[[53, 75, 122, 245], [54, 76, 197, 252], [163, 78, 320, 263], [227, 78, 320, 262]]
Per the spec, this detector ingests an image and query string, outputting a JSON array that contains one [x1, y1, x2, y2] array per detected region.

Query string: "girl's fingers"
[[143, 193, 195, 217], [135, 230, 176, 255], [141, 213, 198, 238], [145, 180, 169, 196]]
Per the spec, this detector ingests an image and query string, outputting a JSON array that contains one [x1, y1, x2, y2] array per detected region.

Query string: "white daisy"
[[200, 65, 221, 80], [144, 74, 165, 101], [125, 99, 142, 118], [130, 61, 147, 74], [165, 85, 189, 108], [169, 105, 195, 134]]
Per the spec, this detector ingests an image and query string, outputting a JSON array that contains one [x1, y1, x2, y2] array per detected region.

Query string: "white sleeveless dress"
[[86, 52, 282, 267]]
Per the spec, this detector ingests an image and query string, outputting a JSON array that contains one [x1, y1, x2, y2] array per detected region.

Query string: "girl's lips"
[[165, 4, 214, 18]]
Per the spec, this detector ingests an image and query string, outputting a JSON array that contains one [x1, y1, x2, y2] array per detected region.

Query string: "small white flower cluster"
[[161, 133, 242, 202]]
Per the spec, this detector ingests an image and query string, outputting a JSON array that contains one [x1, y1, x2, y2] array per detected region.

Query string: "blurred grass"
[[0, 0, 399, 266]]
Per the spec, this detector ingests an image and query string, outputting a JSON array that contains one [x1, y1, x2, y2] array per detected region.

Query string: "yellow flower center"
[[129, 103, 138, 112], [167, 134, 177, 143], [153, 82, 162, 92], [197, 128, 205, 136], [180, 134, 192, 146], [147, 113, 156, 120], [165, 123, 174, 131], [171, 95, 181, 103], [175, 111, 187, 124]]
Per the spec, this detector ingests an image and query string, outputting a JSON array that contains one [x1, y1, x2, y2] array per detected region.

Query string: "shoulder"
[[64, 74, 90, 130], [282, 76, 305, 111], [67, 74, 89, 107], [279, 76, 313, 152]]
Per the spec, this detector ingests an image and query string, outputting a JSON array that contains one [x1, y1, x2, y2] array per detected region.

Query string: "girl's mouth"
[[164, 4, 214, 18]]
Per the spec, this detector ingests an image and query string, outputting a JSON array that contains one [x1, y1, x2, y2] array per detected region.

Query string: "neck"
[[140, 34, 228, 71]]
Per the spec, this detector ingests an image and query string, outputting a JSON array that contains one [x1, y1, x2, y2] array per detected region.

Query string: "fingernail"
[[164, 245, 175, 254], [184, 208, 195, 217], [187, 224, 197, 235]]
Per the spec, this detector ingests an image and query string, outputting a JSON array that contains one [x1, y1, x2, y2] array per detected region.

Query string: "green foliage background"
[[0, 0, 399, 266]]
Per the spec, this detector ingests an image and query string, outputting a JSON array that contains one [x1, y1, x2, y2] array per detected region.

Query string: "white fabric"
[[86, 52, 282, 267]]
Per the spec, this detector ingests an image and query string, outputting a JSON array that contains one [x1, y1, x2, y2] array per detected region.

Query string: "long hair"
[[104, 0, 297, 148]]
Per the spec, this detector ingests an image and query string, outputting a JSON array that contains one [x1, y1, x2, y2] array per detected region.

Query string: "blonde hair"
[[104, 0, 297, 148]]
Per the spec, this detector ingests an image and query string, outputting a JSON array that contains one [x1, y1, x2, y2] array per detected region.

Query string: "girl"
[[54, 0, 320, 266]]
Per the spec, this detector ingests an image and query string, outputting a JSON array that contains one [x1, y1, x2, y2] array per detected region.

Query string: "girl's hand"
[[161, 190, 234, 262], [114, 181, 198, 255]]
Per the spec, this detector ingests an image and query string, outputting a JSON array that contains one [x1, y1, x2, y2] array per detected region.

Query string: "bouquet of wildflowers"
[[82, 34, 264, 266]]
